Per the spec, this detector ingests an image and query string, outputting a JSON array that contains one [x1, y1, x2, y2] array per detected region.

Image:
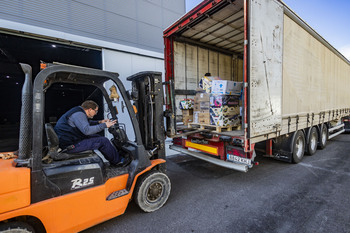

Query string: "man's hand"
[[99, 119, 109, 124], [105, 119, 117, 128]]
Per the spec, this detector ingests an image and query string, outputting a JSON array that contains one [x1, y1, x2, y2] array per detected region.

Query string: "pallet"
[[188, 123, 233, 133]]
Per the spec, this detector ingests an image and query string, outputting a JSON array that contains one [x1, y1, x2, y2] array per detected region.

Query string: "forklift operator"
[[54, 100, 123, 165]]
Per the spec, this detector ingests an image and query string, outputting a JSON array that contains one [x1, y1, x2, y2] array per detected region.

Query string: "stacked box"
[[210, 106, 240, 127], [199, 76, 221, 93], [211, 80, 243, 95], [209, 94, 240, 127], [210, 94, 239, 107], [193, 92, 210, 124], [210, 105, 240, 117], [179, 99, 194, 110], [192, 80, 242, 127], [194, 111, 210, 124], [182, 109, 193, 126]]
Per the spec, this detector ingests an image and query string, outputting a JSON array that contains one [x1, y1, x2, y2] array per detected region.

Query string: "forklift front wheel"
[[134, 170, 171, 213], [0, 221, 35, 233]]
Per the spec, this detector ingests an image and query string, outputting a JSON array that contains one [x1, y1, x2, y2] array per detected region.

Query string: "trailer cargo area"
[[164, 0, 350, 172]]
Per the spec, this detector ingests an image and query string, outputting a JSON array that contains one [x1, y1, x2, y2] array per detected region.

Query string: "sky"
[[185, 0, 350, 60]]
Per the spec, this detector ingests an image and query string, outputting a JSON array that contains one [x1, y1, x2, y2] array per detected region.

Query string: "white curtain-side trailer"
[[163, 0, 350, 172]]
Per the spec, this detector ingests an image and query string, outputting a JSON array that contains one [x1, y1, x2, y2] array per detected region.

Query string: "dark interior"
[[0, 33, 102, 152]]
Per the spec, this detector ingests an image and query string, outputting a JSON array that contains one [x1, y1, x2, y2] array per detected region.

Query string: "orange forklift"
[[0, 63, 171, 232]]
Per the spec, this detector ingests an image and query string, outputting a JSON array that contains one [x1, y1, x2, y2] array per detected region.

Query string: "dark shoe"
[[110, 162, 123, 168], [120, 156, 132, 167]]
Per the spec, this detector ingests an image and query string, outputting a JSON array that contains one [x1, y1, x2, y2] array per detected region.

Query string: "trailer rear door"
[[248, 0, 283, 138]]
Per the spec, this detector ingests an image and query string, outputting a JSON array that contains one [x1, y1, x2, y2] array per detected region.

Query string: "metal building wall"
[[0, 0, 185, 54]]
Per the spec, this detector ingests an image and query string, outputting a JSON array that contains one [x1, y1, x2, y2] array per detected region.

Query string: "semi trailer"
[[164, 0, 350, 172]]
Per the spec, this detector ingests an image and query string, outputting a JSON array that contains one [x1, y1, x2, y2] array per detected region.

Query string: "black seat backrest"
[[44, 123, 95, 161], [45, 123, 60, 150]]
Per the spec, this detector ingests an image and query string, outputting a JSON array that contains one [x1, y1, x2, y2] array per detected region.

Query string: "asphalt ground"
[[83, 134, 350, 233]]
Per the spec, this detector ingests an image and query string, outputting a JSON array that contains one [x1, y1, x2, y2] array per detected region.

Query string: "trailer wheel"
[[0, 221, 35, 233], [306, 127, 318, 155], [292, 131, 305, 163], [134, 171, 171, 213], [318, 125, 328, 150]]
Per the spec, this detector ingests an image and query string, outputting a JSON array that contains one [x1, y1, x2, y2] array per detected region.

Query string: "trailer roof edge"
[[279, 0, 350, 65]]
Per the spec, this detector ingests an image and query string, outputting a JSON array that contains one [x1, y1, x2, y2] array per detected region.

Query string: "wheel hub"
[[147, 182, 163, 202], [310, 133, 317, 149], [322, 131, 327, 144], [296, 137, 304, 158]]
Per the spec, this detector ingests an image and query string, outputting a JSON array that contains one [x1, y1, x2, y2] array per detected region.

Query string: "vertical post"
[[266, 139, 273, 156], [18, 63, 32, 160], [164, 37, 176, 136], [243, 0, 249, 152], [164, 37, 174, 111]]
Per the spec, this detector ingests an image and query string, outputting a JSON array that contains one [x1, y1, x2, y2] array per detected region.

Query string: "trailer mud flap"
[[272, 134, 294, 163]]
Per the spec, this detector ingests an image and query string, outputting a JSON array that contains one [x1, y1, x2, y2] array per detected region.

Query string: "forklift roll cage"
[[17, 63, 164, 203]]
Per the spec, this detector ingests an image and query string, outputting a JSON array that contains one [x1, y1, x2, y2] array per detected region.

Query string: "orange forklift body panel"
[[0, 159, 31, 213], [0, 159, 165, 233]]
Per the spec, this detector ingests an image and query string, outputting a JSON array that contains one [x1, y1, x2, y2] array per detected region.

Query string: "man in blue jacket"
[[54, 100, 124, 165]]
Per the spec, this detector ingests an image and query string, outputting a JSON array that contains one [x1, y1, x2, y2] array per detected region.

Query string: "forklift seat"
[[45, 123, 93, 161]]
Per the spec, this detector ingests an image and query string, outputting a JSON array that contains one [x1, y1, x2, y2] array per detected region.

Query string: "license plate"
[[227, 154, 251, 165]]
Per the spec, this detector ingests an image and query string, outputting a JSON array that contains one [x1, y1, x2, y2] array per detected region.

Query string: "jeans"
[[69, 134, 120, 165]]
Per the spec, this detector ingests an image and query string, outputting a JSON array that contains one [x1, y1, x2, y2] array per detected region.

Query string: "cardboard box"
[[194, 92, 210, 112], [210, 106, 240, 117], [198, 112, 210, 124], [193, 111, 210, 124], [209, 104, 240, 127], [210, 95, 239, 107], [179, 99, 194, 110], [182, 109, 193, 116], [210, 115, 240, 127], [193, 111, 199, 123], [211, 80, 243, 95], [182, 115, 193, 126], [199, 76, 221, 93], [194, 92, 210, 102], [194, 102, 209, 111], [182, 109, 193, 126]]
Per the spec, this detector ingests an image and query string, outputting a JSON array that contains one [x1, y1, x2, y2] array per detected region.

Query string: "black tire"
[[0, 221, 35, 233], [292, 130, 305, 163], [306, 127, 318, 155], [318, 125, 328, 150], [134, 171, 171, 213]]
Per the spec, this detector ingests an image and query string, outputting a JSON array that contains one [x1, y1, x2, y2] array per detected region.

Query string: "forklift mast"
[[127, 72, 166, 172]]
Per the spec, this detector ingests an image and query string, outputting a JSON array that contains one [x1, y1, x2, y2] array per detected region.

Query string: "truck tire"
[[134, 170, 171, 213], [0, 221, 35, 233], [306, 127, 318, 155], [318, 125, 328, 150], [292, 130, 305, 163]]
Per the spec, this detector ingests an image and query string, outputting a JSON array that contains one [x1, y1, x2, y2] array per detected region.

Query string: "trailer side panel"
[[282, 15, 350, 115]]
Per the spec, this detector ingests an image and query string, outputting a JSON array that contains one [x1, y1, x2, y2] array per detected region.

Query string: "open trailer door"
[[248, 0, 284, 138]]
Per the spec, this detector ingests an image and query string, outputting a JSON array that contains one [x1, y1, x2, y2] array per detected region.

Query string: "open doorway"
[[0, 33, 102, 152]]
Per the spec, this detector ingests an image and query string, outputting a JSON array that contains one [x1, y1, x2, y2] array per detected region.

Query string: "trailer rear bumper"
[[169, 145, 248, 172]]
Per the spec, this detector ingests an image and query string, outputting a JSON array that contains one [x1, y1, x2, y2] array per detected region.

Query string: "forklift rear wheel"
[[134, 171, 171, 213], [0, 221, 35, 233]]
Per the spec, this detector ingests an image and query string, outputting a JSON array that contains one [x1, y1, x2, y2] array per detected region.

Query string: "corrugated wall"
[[173, 41, 243, 116], [0, 0, 185, 53]]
